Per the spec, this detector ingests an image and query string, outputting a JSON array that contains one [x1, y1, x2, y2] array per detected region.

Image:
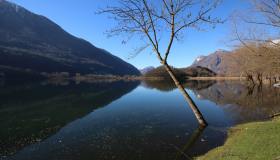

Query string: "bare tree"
[[238, 0, 280, 46], [229, 0, 280, 84], [99, 0, 222, 126], [250, 0, 280, 29], [249, 0, 280, 76]]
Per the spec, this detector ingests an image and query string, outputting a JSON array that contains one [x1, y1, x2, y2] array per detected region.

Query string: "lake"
[[0, 80, 280, 160]]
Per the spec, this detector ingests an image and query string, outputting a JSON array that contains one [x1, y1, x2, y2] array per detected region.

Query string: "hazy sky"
[[9, 0, 250, 69]]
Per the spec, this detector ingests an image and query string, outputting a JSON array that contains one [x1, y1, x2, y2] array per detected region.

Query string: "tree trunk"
[[163, 63, 208, 127], [175, 125, 206, 159]]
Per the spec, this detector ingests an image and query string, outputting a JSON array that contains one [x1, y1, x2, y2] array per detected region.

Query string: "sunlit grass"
[[198, 118, 280, 160]]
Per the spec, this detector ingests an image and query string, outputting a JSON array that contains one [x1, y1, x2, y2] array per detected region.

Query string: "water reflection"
[[0, 79, 4, 87], [1, 80, 280, 160], [144, 80, 280, 123], [142, 80, 216, 92], [192, 81, 280, 123], [0, 81, 139, 157], [174, 126, 205, 160]]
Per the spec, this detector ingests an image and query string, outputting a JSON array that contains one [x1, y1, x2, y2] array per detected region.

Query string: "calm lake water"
[[0, 80, 280, 160]]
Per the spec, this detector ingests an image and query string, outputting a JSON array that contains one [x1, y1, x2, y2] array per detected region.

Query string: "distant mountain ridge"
[[0, 0, 140, 79], [192, 50, 231, 75], [192, 46, 280, 76]]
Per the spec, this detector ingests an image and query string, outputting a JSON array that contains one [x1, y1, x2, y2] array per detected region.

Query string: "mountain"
[[144, 66, 216, 80], [0, 0, 140, 79], [192, 50, 231, 76], [192, 46, 280, 76], [140, 66, 155, 74]]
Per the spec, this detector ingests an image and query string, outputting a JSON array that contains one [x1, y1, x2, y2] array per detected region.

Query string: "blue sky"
[[9, 0, 250, 69]]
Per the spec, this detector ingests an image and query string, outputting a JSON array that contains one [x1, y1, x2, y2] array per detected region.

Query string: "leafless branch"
[[98, 0, 222, 62]]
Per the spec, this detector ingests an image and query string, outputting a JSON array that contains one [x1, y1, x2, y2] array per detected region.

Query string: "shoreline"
[[47, 76, 246, 83], [3, 75, 278, 85], [41, 75, 277, 82], [188, 76, 245, 81]]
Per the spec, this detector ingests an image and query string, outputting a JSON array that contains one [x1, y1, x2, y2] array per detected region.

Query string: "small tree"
[[250, 0, 280, 74], [99, 0, 222, 126], [235, 0, 280, 45], [231, 0, 280, 82], [250, 0, 280, 30]]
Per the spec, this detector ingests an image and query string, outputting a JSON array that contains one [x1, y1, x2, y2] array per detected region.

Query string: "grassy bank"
[[198, 118, 280, 160]]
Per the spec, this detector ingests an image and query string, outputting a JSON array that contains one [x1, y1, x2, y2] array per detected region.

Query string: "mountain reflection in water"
[[1, 80, 280, 160], [191, 81, 280, 123], [0, 81, 139, 157]]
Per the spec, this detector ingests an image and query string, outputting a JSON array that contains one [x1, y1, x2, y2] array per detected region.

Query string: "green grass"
[[198, 118, 280, 160]]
